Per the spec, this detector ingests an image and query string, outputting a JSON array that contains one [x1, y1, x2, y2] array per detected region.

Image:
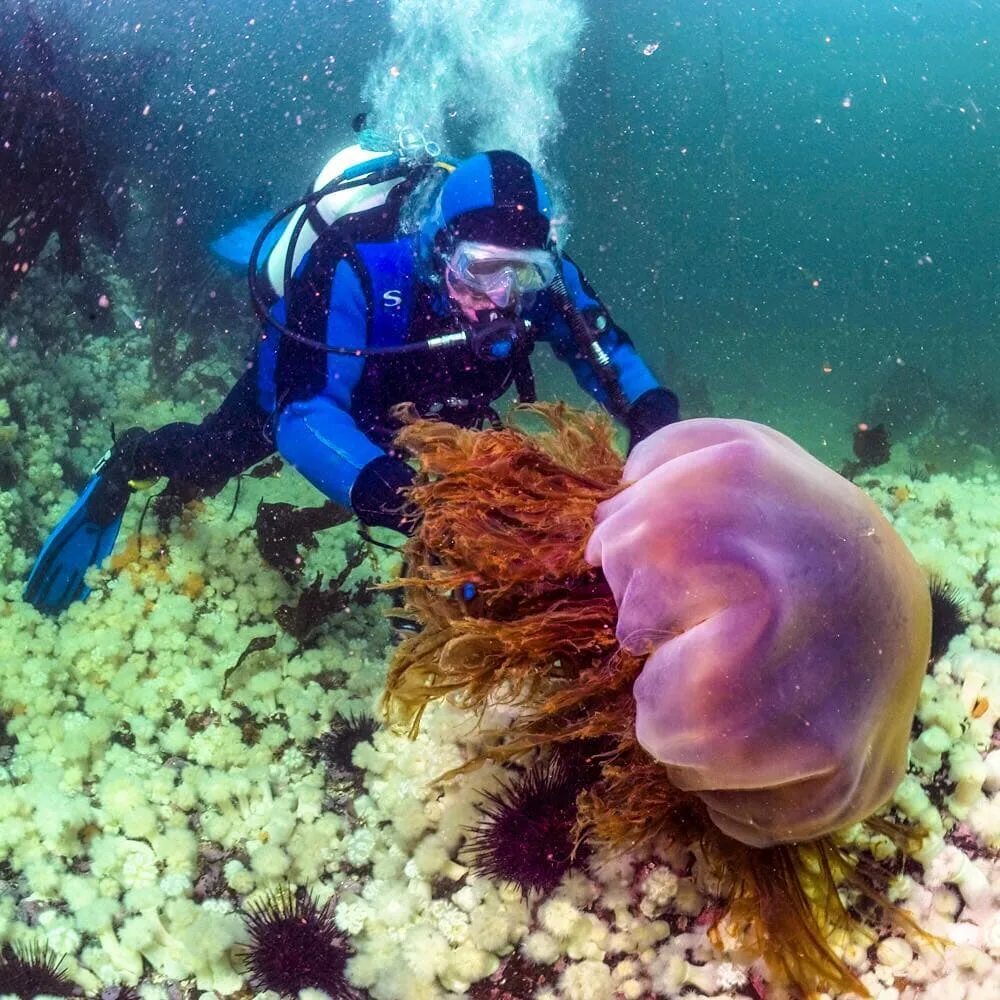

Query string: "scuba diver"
[[25, 130, 680, 613]]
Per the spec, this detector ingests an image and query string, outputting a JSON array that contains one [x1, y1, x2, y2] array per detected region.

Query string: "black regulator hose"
[[549, 273, 631, 418]]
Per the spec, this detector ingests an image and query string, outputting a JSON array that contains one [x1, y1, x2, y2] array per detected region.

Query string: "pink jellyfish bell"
[[585, 417, 932, 848]]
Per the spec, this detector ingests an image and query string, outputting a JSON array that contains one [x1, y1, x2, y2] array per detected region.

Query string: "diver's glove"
[[625, 387, 680, 454], [350, 454, 417, 535], [24, 426, 150, 614]]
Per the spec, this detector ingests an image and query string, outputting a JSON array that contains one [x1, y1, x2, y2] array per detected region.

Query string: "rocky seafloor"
[[0, 255, 998, 1000]]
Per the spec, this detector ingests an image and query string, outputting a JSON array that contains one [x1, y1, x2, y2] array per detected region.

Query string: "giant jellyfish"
[[585, 417, 931, 847], [385, 406, 935, 996]]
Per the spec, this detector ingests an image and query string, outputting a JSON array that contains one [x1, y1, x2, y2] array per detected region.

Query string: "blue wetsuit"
[[132, 174, 678, 525], [24, 150, 680, 613]]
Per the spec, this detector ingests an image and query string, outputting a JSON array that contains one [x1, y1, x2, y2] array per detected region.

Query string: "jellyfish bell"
[[584, 417, 932, 848]]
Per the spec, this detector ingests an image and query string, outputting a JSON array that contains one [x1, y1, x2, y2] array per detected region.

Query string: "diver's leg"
[[132, 367, 275, 498], [25, 370, 274, 613]]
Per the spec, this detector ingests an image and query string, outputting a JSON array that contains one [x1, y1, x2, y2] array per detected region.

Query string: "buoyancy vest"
[[262, 143, 539, 441], [350, 237, 537, 443]]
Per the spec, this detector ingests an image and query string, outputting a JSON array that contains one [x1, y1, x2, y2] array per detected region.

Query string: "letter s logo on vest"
[[382, 289, 403, 308]]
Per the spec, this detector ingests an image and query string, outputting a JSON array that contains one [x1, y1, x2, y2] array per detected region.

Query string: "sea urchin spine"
[[239, 887, 360, 999], [929, 575, 970, 661], [311, 711, 378, 775], [0, 942, 75, 999], [465, 757, 587, 896]]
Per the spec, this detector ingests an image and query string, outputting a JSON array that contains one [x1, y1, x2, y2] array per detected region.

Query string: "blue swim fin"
[[209, 211, 279, 267], [24, 427, 148, 615]]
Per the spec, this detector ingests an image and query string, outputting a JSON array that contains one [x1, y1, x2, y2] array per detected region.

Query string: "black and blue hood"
[[420, 150, 554, 259]]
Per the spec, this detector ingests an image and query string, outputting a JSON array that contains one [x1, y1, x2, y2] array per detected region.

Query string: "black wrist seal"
[[626, 387, 680, 453], [350, 454, 417, 534]]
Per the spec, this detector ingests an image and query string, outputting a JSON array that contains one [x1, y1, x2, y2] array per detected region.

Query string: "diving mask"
[[445, 241, 558, 309]]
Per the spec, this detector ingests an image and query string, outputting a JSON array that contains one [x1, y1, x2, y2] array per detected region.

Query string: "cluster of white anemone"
[[0, 312, 998, 997]]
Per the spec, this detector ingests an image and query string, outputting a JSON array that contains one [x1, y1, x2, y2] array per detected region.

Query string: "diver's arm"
[[273, 257, 414, 531], [537, 255, 679, 448]]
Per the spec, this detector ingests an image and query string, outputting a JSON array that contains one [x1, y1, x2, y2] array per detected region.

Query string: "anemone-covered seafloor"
[[0, 252, 998, 1000]]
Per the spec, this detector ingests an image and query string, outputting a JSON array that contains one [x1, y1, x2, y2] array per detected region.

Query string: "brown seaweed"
[[253, 500, 352, 581], [222, 634, 278, 697], [274, 547, 373, 652], [249, 456, 285, 479]]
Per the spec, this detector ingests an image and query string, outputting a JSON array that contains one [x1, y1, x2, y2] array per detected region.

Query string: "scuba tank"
[[260, 132, 440, 302], [262, 143, 407, 301], [250, 126, 445, 313]]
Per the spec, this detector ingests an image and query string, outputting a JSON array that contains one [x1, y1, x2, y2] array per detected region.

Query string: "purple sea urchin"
[[312, 711, 378, 774], [464, 757, 587, 896], [239, 888, 360, 999], [929, 576, 970, 660], [0, 942, 75, 999]]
